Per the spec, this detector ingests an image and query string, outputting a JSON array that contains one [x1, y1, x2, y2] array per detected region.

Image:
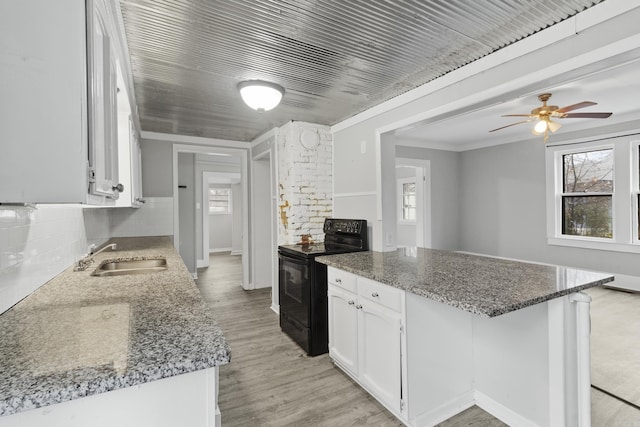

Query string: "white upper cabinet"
[[0, 0, 134, 205]]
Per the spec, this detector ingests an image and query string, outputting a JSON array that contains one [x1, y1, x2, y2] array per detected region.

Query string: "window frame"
[[208, 187, 232, 215], [546, 135, 640, 254], [397, 177, 417, 224], [633, 141, 640, 244]]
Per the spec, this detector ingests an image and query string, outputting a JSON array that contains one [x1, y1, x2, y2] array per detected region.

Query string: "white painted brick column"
[[277, 121, 333, 244]]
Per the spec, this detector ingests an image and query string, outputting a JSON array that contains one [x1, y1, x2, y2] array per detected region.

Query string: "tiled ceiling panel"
[[119, 0, 603, 142]]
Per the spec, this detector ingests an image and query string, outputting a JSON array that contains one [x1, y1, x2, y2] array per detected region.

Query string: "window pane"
[[403, 207, 415, 221], [209, 188, 230, 213], [563, 149, 613, 193], [401, 181, 416, 221], [562, 196, 612, 238]]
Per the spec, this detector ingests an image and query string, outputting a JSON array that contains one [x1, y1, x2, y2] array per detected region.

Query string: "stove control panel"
[[324, 218, 365, 235]]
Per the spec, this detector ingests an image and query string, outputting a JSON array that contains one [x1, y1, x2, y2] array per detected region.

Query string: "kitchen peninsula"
[[317, 248, 614, 427], [0, 236, 230, 427]]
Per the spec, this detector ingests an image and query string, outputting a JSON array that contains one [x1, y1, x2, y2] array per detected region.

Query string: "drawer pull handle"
[[371, 292, 379, 297], [356, 304, 363, 309], [348, 300, 355, 305], [336, 278, 342, 283]]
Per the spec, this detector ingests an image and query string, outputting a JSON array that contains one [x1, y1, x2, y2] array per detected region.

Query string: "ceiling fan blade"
[[489, 120, 532, 132], [556, 101, 597, 113], [501, 114, 532, 117], [562, 112, 613, 118]]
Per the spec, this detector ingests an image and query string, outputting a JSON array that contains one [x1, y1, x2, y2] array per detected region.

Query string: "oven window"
[[282, 262, 305, 302]]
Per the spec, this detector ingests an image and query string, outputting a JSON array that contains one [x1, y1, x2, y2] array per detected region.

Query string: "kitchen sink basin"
[[91, 258, 168, 277]]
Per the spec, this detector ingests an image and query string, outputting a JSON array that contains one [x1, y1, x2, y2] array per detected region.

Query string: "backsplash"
[[111, 197, 173, 237], [0, 197, 174, 314], [0, 205, 110, 314]]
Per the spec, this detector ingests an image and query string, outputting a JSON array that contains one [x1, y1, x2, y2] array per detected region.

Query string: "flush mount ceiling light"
[[237, 80, 284, 112]]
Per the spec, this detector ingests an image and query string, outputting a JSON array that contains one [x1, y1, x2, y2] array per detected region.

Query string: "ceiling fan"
[[489, 93, 613, 142]]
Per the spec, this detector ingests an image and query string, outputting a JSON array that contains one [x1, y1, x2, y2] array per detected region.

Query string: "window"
[[398, 178, 416, 222], [209, 187, 231, 214], [636, 145, 640, 241], [561, 149, 613, 238], [546, 135, 640, 253]]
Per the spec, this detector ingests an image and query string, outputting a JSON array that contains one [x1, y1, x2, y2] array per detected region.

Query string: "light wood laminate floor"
[[196, 253, 640, 426]]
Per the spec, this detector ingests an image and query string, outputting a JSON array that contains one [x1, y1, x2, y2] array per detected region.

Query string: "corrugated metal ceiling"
[[119, 0, 604, 142]]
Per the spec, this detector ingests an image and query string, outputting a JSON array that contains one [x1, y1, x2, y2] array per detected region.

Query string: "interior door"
[[328, 285, 358, 376]]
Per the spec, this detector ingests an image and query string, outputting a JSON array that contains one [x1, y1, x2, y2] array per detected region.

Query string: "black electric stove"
[[278, 218, 368, 356]]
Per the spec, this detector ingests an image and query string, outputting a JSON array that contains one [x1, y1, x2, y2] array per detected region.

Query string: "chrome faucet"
[[74, 243, 117, 271]]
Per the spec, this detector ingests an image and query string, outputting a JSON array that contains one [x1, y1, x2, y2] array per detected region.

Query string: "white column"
[[570, 291, 592, 427]]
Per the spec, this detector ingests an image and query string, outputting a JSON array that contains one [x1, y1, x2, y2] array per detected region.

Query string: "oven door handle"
[[279, 254, 309, 265]]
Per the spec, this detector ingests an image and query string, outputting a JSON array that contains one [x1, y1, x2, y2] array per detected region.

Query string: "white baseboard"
[[270, 303, 279, 315], [230, 250, 242, 256], [196, 259, 208, 269], [412, 391, 474, 427], [474, 391, 539, 427], [604, 273, 640, 293], [209, 247, 232, 253]]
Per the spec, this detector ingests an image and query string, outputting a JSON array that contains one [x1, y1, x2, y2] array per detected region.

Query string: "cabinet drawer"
[[327, 267, 357, 293], [358, 277, 403, 312]]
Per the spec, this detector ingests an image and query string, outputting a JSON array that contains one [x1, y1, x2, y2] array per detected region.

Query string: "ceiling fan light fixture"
[[547, 119, 561, 133], [533, 119, 548, 134], [238, 80, 284, 112]]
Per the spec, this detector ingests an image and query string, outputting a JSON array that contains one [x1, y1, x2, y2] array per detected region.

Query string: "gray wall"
[[140, 139, 173, 196], [395, 144, 461, 251], [459, 137, 640, 277]]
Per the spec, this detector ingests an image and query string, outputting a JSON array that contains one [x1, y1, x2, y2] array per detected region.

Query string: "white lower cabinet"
[[327, 285, 359, 375], [327, 267, 407, 419]]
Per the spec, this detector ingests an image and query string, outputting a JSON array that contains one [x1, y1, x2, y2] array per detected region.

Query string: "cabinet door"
[[328, 285, 358, 376], [87, 0, 120, 199], [0, 0, 87, 203], [358, 301, 402, 413], [130, 122, 144, 206]]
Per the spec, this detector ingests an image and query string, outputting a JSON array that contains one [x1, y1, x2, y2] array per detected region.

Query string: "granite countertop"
[[0, 236, 230, 417], [316, 248, 614, 318]]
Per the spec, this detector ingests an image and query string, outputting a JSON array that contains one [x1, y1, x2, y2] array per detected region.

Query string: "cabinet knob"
[[371, 292, 379, 298], [348, 300, 355, 305], [356, 304, 363, 310], [335, 278, 342, 283], [112, 183, 124, 192]]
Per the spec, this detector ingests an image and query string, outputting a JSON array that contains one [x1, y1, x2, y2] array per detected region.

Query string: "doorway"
[[251, 149, 278, 311], [173, 144, 249, 287], [395, 157, 431, 249]]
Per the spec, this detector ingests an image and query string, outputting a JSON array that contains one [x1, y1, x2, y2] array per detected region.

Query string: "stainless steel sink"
[[91, 258, 168, 277]]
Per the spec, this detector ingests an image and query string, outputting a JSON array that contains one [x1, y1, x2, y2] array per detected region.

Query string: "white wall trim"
[[333, 191, 377, 198], [144, 131, 251, 149], [605, 273, 640, 293], [250, 127, 279, 148], [209, 247, 232, 253], [331, 1, 639, 134]]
